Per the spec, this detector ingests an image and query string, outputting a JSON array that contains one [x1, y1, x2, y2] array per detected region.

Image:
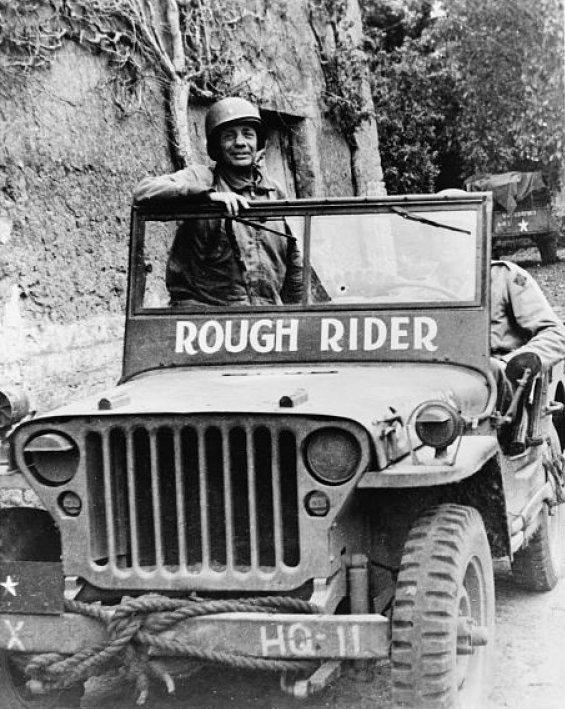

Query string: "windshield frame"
[[128, 194, 489, 317]]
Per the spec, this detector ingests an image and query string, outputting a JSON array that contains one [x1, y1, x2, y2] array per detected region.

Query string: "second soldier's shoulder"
[[491, 260, 529, 282], [491, 259, 519, 271], [490, 260, 535, 296]]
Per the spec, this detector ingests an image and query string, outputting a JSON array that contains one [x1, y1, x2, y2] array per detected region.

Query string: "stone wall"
[[0, 45, 170, 410], [0, 0, 385, 412]]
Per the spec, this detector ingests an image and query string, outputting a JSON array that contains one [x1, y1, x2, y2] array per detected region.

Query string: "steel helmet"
[[205, 97, 266, 160], [436, 188, 468, 197]]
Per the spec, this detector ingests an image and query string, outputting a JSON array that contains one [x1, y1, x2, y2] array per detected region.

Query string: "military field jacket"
[[134, 165, 303, 307], [491, 260, 565, 368]]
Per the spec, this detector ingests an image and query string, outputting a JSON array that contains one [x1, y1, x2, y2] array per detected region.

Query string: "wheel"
[[536, 233, 559, 265], [511, 502, 564, 591], [0, 651, 83, 708], [390, 504, 495, 709]]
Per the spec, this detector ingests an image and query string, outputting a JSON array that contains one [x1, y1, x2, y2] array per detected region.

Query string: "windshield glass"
[[137, 207, 479, 311]]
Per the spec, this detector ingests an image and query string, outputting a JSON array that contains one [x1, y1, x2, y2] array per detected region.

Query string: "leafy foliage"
[[442, 0, 564, 186], [308, 0, 374, 145], [369, 36, 456, 193], [361, 0, 565, 194]]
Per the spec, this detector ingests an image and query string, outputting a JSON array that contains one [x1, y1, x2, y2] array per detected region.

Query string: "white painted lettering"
[[225, 320, 249, 353], [174, 315, 440, 357], [260, 624, 286, 656], [348, 318, 358, 351], [275, 319, 299, 352], [363, 317, 387, 350], [390, 316, 410, 350], [414, 316, 438, 351], [198, 320, 224, 354], [337, 626, 347, 657], [4, 620, 24, 651], [351, 624, 361, 655], [175, 321, 198, 355], [287, 623, 314, 656], [250, 320, 275, 353], [321, 319, 344, 352]]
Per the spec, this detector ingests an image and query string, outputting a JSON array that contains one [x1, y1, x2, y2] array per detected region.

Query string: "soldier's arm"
[[502, 263, 565, 368], [133, 165, 215, 202], [134, 166, 249, 215]]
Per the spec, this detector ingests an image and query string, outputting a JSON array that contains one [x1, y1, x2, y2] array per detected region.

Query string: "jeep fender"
[[359, 435, 499, 489], [359, 438, 511, 557]]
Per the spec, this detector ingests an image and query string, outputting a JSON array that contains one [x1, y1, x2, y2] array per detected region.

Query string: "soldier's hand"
[[207, 191, 249, 216], [505, 351, 542, 384]]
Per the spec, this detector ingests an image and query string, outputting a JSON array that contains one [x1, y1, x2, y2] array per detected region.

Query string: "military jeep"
[[1, 192, 564, 709]]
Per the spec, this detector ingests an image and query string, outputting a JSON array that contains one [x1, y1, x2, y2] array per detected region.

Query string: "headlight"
[[0, 387, 30, 430], [23, 432, 79, 486], [414, 402, 463, 449], [304, 427, 362, 485]]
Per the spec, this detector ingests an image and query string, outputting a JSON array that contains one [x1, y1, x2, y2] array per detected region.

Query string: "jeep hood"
[[33, 363, 490, 465]]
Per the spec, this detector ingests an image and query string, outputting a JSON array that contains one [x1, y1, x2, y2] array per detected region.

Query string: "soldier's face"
[[218, 123, 258, 169]]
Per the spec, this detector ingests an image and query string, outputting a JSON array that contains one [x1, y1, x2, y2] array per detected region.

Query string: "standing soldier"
[[134, 97, 303, 307]]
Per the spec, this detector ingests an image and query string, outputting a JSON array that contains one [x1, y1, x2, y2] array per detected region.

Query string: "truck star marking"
[[0, 575, 18, 597], [519, 218, 529, 232]]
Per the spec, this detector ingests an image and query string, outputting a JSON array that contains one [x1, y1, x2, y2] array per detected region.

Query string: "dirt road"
[[79, 551, 565, 709], [488, 560, 565, 709]]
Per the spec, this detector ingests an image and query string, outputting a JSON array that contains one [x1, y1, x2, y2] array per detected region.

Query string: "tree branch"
[[165, 0, 185, 74]]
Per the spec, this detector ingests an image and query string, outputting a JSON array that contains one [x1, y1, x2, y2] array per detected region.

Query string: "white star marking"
[[4, 620, 24, 651], [518, 218, 529, 232], [0, 575, 18, 597]]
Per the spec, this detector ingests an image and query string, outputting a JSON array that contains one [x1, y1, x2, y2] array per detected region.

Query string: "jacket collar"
[[214, 164, 277, 196]]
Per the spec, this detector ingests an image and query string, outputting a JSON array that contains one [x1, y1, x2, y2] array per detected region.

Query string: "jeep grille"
[[14, 412, 370, 591], [84, 418, 300, 579]]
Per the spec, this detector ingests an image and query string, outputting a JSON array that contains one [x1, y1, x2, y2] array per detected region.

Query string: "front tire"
[[512, 502, 564, 591], [0, 651, 83, 709], [391, 504, 495, 709]]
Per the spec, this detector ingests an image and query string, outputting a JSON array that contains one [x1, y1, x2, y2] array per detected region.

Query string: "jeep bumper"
[[0, 610, 390, 660]]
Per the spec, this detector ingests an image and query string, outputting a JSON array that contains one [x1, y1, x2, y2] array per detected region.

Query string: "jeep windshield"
[[132, 198, 481, 313]]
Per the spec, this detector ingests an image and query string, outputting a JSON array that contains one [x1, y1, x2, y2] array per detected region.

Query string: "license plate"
[[256, 615, 389, 659]]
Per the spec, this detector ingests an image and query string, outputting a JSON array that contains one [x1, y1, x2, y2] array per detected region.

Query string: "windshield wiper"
[[230, 216, 296, 240], [389, 206, 471, 235], [233, 208, 470, 238]]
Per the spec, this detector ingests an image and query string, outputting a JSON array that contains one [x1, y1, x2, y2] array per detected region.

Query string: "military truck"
[[0, 191, 564, 709], [466, 171, 559, 265]]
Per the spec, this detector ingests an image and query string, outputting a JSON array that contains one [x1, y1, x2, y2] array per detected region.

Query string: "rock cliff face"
[[0, 0, 384, 410]]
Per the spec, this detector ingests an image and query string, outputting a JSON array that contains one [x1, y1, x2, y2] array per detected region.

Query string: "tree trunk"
[[167, 78, 192, 169]]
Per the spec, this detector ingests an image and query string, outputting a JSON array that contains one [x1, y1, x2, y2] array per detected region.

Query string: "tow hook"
[[280, 660, 343, 698], [456, 617, 489, 656]]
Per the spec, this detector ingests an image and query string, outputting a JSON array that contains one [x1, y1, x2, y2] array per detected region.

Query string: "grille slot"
[[84, 420, 300, 576]]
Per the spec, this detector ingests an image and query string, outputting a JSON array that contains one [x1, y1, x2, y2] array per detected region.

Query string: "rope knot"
[[24, 593, 319, 703]]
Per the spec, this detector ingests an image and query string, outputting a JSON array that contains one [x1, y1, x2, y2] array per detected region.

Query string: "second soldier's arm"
[[500, 263, 565, 369]]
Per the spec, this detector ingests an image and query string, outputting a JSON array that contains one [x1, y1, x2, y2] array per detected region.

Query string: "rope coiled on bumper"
[[25, 594, 319, 704]]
